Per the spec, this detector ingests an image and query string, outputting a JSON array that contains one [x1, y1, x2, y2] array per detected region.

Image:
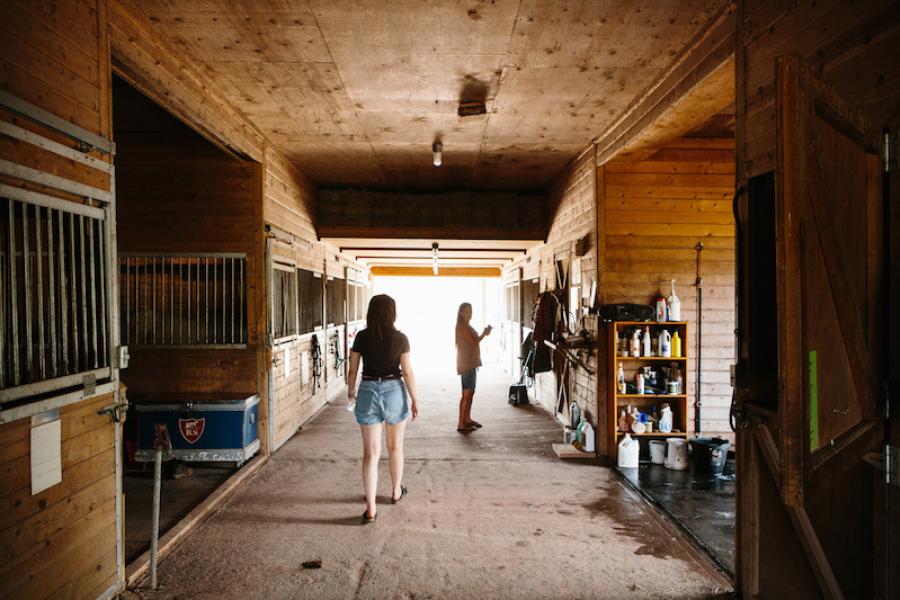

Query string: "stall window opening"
[[1, 198, 111, 401], [297, 268, 323, 334], [326, 277, 346, 326], [272, 263, 298, 341]]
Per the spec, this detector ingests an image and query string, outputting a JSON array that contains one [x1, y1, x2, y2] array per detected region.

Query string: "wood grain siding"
[[109, 0, 265, 161], [0, 392, 118, 599], [504, 150, 602, 446], [604, 138, 736, 439], [505, 138, 736, 455], [739, 0, 900, 180], [0, 2, 121, 596], [264, 149, 366, 447]]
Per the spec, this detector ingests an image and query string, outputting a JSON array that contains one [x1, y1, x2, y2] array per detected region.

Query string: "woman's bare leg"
[[458, 391, 470, 429], [360, 424, 383, 517], [385, 420, 407, 499], [465, 390, 480, 426]]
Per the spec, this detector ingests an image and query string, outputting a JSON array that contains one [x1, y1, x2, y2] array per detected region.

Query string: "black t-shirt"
[[351, 328, 410, 377]]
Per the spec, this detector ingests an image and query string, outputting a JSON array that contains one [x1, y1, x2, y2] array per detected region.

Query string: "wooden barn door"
[[736, 56, 886, 599]]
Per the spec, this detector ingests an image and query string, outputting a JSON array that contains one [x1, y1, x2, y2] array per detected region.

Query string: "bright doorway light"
[[372, 276, 500, 377]]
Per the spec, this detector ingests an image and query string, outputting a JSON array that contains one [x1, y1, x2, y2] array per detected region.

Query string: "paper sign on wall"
[[301, 351, 310, 385], [31, 417, 62, 495], [283, 347, 292, 375]]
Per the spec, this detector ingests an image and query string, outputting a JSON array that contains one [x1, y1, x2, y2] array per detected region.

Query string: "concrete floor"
[[124, 464, 234, 563], [125, 364, 732, 600], [618, 464, 736, 574]]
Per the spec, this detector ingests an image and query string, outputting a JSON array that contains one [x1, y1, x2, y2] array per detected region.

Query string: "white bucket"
[[665, 438, 689, 471], [649, 440, 666, 465], [617, 434, 640, 469]]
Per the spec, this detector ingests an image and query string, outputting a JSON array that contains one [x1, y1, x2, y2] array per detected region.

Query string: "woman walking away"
[[347, 294, 419, 523], [455, 302, 491, 432]]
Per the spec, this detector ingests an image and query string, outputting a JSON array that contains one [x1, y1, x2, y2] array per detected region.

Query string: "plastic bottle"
[[655, 296, 667, 322], [659, 330, 672, 358], [631, 329, 641, 357], [617, 363, 626, 394], [672, 330, 682, 358], [642, 326, 651, 357], [667, 279, 681, 321], [636, 370, 645, 394], [617, 433, 640, 468], [658, 403, 673, 433]]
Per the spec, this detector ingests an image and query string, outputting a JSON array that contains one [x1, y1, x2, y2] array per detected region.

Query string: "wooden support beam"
[[318, 188, 548, 241], [370, 266, 500, 278], [593, 2, 737, 166]]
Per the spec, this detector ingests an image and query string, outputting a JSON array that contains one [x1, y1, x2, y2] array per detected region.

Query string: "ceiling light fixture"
[[432, 242, 439, 275], [432, 142, 443, 167]]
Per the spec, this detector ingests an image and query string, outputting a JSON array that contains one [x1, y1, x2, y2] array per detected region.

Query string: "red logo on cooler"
[[178, 418, 206, 444]]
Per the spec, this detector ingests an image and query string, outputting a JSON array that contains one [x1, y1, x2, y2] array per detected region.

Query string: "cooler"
[[133, 392, 260, 465]]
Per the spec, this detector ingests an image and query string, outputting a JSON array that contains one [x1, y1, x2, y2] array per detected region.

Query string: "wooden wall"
[[504, 150, 600, 441], [734, 1, 900, 597], [0, 393, 119, 599], [602, 137, 736, 440], [504, 137, 737, 456], [115, 126, 265, 400], [0, 1, 122, 597], [265, 147, 366, 449]]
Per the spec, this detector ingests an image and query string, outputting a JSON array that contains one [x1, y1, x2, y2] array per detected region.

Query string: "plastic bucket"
[[689, 437, 731, 475], [649, 440, 666, 464], [665, 438, 689, 471]]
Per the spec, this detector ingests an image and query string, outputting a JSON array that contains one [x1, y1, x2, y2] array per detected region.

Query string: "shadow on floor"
[[617, 463, 736, 575], [124, 463, 234, 563]]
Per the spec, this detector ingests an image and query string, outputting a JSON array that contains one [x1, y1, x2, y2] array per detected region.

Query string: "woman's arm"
[[399, 352, 419, 421], [347, 350, 361, 400]]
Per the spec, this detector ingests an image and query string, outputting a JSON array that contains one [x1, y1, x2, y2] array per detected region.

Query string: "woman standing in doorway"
[[455, 302, 491, 432], [347, 294, 419, 523]]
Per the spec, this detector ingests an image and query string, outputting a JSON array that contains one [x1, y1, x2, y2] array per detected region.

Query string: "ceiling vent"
[[458, 100, 487, 118]]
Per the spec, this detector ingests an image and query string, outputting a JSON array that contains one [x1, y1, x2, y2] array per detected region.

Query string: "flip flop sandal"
[[468, 421, 483, 429], [362, 510, 377, 524], [391, 485, 408, 504], [457, 425, 478, 432]]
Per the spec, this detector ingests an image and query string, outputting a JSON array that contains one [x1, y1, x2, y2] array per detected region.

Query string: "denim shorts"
[[354, 379, 410, 425], [460, 368, 477, 390]]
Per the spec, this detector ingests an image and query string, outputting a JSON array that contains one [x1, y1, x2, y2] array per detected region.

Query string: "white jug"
[[667, 280, 681, 321], [658, 330, 672, 358], [649, 440, 667, 464], [617, 434, 640, 469], [665, 438, 689, 470]]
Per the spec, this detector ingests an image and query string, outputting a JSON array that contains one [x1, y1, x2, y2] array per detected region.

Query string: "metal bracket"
[[886, 444, 899, 487], [83, 373, 96, 396], [97, 403, 127, 423]]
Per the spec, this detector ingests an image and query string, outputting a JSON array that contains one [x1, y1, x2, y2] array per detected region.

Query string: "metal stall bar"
[[47, 209, 56, 378], [239, 259, 243, 342], [23, 202, 32, 381], [35, 206, 45, 379], [78, 215, 88, 371], [6, 201, 19, 387], [0, 202, 6, 388], [152, 256, 157, 345], [98, 219, 108, 366], [124, 257, 130, 346], [213, 257, 217, 342], [231, 257, 235, 343], [222, 258, 226, 342], [178, 260, 183, 344], [69, 214, 79, 372], [87, 215, 98, 368], [169, 258, 174, 345], [58, 212, 68, 374], [205, 258, 209, 343]]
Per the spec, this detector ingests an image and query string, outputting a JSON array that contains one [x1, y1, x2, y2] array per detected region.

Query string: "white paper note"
[[301, 351, 310, 384], [283, 347, 292, 375], [31, 419, 62, 495]]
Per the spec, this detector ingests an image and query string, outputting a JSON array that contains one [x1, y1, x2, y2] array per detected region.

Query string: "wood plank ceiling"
[[128, 0, 727, 191]]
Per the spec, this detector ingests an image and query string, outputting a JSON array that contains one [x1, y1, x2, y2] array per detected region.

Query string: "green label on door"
[[809, 350, 819, 451]]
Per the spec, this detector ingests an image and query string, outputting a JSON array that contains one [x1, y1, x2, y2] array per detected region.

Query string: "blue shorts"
[[355, 379, 410, 425], [460, 368, 477, 390]]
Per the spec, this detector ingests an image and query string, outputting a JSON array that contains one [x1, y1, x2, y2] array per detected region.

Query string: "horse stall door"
[[737, 56, 886, 599]]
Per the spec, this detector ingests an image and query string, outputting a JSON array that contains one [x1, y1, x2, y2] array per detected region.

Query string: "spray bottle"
[[667, 279, 681, 321]]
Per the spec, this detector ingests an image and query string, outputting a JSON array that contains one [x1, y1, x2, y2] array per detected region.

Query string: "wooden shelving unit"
[[607, 321, 689, 460]]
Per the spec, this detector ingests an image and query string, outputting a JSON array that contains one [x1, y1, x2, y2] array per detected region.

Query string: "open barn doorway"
[[371, 275, 502, 379], [112, 76, 264, 567]]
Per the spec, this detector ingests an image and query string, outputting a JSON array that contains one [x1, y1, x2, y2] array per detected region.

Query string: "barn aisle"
[[124, 365, 729, 599]]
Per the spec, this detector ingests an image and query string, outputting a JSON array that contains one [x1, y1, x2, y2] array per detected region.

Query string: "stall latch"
[[97, 402, 128, 423]]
